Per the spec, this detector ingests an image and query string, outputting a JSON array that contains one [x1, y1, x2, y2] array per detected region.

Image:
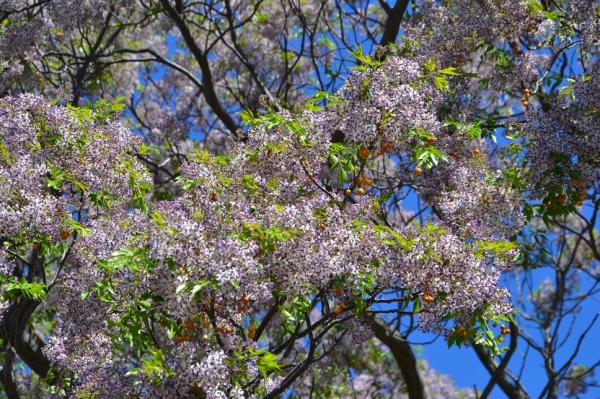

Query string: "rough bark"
[[371, 314, 425, 399]]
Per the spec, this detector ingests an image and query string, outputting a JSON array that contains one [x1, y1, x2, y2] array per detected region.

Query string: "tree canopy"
[[0, 0, 599, 398]]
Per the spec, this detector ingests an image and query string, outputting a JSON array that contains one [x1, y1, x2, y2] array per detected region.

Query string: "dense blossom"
[[40, 54, 517, 394], [0, 93, 149, 243], [3, 0, 600, 397], [320, 55, 442, 151], [519, 63, 600, 201]]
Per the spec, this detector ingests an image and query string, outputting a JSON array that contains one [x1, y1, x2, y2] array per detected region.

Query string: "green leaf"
[[256, 351, 282, 379], [412, 298, 422, 314], [81, 289, 91, 301], [3, 279, 46, 301], [439, 67, 460, 75]]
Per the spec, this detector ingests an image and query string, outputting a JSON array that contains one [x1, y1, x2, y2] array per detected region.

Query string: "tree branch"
[[370, 314, 425, 399], [159, 0, 239, 135]]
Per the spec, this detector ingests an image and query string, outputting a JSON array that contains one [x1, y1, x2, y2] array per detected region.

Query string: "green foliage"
[[349, 46, 386, 70], [247, 347, 283, 379], [447, 306, 516, 356], [279, 295, 312, 333], [176, 278, 220, 300], [2, 277, 46, 301], [239, 222, 303, 255], [328, 142, 358, 184], [304, 91, 346, 111], [406, 125, 457, 168], [125, 348, 176, 385]]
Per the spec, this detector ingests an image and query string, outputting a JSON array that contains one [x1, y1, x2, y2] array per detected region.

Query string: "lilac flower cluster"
[[520, 67, 600, 199], [319, 56, 442, 152], [0, 94, 149, 243], [36, 54, 517, 396]]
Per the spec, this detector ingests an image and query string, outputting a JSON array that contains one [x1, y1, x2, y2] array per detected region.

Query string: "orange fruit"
[[422, 294, 435, 303], [60, 230, 70, 240], [332, 286, 342, 295], [202, 320, 211, 329], [241, 296, 250, 305], [357, 188, 365, 196], [248, 331, 256, 339], [414, 167, 422, 176], [473, 149, 480, 155], [319, 223, 326, 230], [334, 307, 342, 315], [184, 320, 197, 330], [248, 324, 257, 332], [225, 327, 233, 334], [345, 189, 352, 196], [426, 137, 436, 144]]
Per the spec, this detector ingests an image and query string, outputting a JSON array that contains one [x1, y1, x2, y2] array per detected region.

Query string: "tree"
[[0, 0, 598, 398]]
